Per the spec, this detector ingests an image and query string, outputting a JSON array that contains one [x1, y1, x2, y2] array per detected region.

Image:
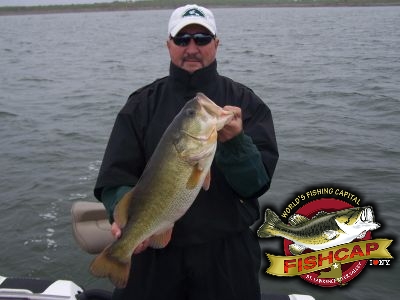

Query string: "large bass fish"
[[90, 93, 234, 288]]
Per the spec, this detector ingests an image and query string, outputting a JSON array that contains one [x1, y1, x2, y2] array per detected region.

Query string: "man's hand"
[[218, 106, 243, 142], [111, 222, 150, 254]]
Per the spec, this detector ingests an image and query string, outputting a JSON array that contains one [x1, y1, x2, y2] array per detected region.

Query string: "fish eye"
[[186, 108, 196, 117]]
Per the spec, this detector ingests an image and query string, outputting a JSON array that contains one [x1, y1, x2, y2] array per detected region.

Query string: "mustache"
[[183, 55, 202, 62]]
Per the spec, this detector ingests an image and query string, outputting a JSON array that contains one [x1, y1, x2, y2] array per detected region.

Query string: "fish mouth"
[[196, 93, 235, 129], [360, 207, 374, 222], [358, 207, 380, 229], [181, 127, 216, 142], [196, 93, 220, 116]]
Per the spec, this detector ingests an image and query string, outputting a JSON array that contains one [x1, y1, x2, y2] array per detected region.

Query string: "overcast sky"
[[0, 0, 116, 6]]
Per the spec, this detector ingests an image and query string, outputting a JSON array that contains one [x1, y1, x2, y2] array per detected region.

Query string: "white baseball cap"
[[168, 4, 217, 37]]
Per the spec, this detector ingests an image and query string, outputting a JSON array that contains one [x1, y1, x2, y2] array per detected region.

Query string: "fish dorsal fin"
[[313, 211, 329, 219], [288, 214, 309, 226], [289, 243, 307, 255], [113, 190, 133, 229], [149, 227, 173, 249], [323, 230, 340, 240]]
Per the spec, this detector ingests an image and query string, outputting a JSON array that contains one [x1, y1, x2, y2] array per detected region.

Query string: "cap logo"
[[182, 8, 205, 18]]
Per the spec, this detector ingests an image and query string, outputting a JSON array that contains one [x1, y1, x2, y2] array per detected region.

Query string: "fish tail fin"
[[90, 245, 131, 289], [257, 209, 283, 238]]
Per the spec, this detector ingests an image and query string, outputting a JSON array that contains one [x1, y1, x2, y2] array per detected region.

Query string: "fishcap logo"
[[257, 187, 393, 287]]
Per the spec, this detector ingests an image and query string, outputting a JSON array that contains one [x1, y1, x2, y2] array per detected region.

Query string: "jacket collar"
[[169, 60, 218, 90]]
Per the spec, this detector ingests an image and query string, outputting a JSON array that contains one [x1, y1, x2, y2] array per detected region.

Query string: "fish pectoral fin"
[[288, 214, 309, 226], [187, 162, 208, 190], [149, 227, 173, 249], [323, 230, 340, 240], [187, 166, 201, 190], [114, 189, 134, 228], [289, 243, 307, 255], [356, 230, 367, 239], [197, 158, 211, 191], [202, 170, 211, 191]]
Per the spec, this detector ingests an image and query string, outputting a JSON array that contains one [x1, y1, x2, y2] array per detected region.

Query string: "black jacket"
[[94, 60, 279, 245]]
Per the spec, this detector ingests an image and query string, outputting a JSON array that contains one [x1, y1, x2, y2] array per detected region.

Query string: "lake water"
[[0, 6, 399, 299]]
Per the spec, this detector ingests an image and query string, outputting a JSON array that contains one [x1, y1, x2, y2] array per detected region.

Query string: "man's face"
[[167, 24, 219, 74]]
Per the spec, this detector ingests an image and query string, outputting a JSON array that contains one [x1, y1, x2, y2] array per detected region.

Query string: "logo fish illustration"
[[257, 206, 380, 255]]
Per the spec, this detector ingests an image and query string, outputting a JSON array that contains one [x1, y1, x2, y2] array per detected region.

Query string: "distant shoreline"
[[1, 1, 399, 16]]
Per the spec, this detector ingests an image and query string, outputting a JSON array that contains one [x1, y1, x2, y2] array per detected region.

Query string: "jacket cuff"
[[101, 185, 132, 223]]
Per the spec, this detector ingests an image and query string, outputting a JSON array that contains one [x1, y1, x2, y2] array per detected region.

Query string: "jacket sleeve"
[[215, 132, 269, 198], [94, 99, 146, 202], [216, 85, 279, 199]]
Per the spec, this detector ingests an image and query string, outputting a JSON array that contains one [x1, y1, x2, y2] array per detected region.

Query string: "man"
[[94, 4, 279, 300]]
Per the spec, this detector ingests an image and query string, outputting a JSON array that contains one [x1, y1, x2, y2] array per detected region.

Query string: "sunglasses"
[[171, 33, 215, 47]]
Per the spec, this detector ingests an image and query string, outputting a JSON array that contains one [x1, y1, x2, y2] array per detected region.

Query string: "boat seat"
[[71, 201, 114, 254]]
